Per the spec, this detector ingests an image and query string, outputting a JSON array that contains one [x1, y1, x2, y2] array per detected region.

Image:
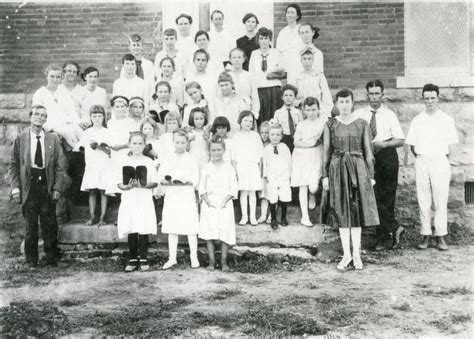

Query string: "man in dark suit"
[[9, 105, 69, 268]]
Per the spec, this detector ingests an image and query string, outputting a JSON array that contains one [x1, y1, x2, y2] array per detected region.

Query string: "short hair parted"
[[211, 116, 231, 134], [242, 12, 259, 25], [422, 83, 439, 97], [366, 80, 385, 93], [163, 28, 178, 38], [188, 107, 208, 127], [217, 71, 234, 85], [335, 89, 354, 101], [29, 104, 47, 117]]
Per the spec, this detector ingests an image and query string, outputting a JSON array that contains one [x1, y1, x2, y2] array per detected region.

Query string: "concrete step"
[[59, 204, 338, 247]]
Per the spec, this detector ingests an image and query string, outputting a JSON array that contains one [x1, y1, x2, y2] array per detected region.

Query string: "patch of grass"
[[1, 301, 72, 337], [314, 294, 376, 327], [450, 312, 471, 324], [281, 294, 311, 306], [214, 277, 230, 284], [392, 302, 412, 311], [1, 263, 75, 288], [59, 298, 86, 307], [430, 318, 453, 333], [206, 288, 242, 301], [421, 285, 472, 297], [230, 252, 308, 274], [447, 222, 474, 245], [74, 297, 193, 336]]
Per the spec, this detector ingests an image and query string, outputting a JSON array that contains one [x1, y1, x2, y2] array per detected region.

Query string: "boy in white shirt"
[[113, 54, 147, 107], [406, 83, 459, 251], [263, 124, 292, 230]]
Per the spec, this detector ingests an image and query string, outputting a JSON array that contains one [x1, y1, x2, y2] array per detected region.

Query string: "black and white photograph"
[[0, 0, 473, 337]]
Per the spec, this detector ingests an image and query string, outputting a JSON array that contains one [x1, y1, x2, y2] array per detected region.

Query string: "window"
[[397, 2, 473, 88]]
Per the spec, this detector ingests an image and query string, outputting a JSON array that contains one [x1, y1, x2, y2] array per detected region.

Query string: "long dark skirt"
[[257, 86, 283, 126]]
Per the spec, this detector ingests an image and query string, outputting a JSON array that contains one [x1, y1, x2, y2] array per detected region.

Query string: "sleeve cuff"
[[12, 188, 20, 195]]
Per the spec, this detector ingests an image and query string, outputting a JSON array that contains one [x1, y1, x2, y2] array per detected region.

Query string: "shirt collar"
[[30, 128, 45, 139]]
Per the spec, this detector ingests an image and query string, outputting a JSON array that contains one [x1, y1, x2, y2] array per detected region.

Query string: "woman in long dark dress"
[[321, 89, 379, 271]]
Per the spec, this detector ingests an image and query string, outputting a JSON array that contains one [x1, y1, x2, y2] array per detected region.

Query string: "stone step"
[[59, 204, 338, 247]]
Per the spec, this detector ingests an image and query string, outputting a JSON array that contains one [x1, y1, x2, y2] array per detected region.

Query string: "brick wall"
[[0, 2, 162, 94], [274, 2, 404, 89]]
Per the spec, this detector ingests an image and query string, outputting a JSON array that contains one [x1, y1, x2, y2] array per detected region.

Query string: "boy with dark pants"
[[262, 124, 292, 229]]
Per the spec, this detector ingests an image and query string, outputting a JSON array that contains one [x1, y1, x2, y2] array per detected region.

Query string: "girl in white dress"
[[183, 81, 211, 127], [257, 121, 271, 223], [149, 81, 180, 126], [291, 97, 326, 226], [210, 116, 233, 164], [199, 136, 238, 272], [80, 66, 108, 125], [185, 49, 217, 108], [129, 96, 146, 131], [187, 107, 210, 172], [106, 96, 135, 196], [159, 129, 201, 269], [232, 111, 264, 225], [117, 132, 158, 272], [75, 105, 110, 226], [157, 111, 182, 166]]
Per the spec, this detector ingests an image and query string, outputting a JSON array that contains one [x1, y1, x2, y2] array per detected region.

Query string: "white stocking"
[[168, 233, 179, 262], [339, 228, 351, 259], [351, 227, 362, 258]]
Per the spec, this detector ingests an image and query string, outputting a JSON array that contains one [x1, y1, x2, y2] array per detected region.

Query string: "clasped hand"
[[120, 179, 143, 190]]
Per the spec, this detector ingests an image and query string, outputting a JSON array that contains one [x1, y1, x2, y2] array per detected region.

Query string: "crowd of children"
[[29, 6, 395, 273]]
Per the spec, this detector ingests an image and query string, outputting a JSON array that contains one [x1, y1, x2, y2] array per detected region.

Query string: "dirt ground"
[[1, 239, 473, 338]]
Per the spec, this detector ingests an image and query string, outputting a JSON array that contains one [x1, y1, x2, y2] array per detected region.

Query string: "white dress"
[[158, 151, 200, 235], [117, 156, 158, 238], [106, 117, 135, 195], [189, 129, 209, 172], [291, 118, 326, 187], [76, 127, 111, 191], [232, 130, 263, 190], [198, 161, 238, 245]]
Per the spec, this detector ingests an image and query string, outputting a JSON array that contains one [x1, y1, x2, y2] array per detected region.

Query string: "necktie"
[[261, 54, 267, 72], [35, 135, 43, 168], [136, 59, 144, 79], [273, 145, 279, 155], [369, 109, 377, 139], [288, 108, 295, 136]]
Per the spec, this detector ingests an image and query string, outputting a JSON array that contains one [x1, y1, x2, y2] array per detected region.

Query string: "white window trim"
[[397, 1, 474, 88]]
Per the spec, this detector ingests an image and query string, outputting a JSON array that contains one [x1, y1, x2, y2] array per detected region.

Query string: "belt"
[[331, 151, 363, 188]]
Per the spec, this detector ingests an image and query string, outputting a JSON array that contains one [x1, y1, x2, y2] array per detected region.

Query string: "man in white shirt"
[[113, 54, 147, 107], [354, 80, 405, 251], [175, 13, 195, 62], [208, 10, 234, 69], [406, 83, 459, 251], [9, 105, 69, 268]]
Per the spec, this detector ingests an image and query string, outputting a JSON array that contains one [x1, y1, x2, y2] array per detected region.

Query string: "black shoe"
[[125, 259, 139, 272], [46, 259, 59, 267], [391, 226, 406, 249], [280, 218, 288, 226], [374, 240, 385, 251], [271, 219, 278, 230]]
